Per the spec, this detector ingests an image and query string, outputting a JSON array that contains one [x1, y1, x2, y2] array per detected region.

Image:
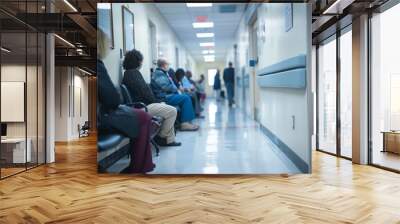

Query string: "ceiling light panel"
[[1, 47, 11, 53], [54, 34, 75, 48], [63, 0, 78, 12], [187, 3, 213, 7], [192, 22, 214, 29], [196, 33, 214, 38], [200, 42, 215, 47], [204, 55, 215, 60]]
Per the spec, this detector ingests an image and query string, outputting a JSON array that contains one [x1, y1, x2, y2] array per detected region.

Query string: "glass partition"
[[1, 29, 28, 178], [0, 1, 46, 179], [339, 27, 352, 158], [317, 35, 337, 155], [370, 3, 400, 171]]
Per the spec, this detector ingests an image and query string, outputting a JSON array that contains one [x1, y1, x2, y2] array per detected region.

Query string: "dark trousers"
[[226, 82, 234, 105], [129, 108, 155, 173]]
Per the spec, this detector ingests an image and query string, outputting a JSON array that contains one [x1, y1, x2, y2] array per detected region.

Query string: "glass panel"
[[371, 3, 400, 171], [27, 31, 38, 169], [38, 32, 45, 165], [318, 36, 337, 154], [340, 29, 352, 158], [1, 29, 28, 178]]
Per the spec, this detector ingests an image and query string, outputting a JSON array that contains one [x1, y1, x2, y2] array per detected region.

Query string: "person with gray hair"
[[151, 59, 199, 131]]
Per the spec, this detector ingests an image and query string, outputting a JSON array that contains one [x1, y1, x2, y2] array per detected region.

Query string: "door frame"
[[315, 24, 353, 161], [248, 16, 259, 121]]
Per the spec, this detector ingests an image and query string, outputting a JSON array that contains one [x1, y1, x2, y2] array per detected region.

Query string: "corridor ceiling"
[[155, 3, 247, 64]]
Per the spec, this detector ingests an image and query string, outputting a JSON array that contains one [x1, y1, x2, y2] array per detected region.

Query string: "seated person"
[[151, 59, 199, 131], [97, 33, 154, 173], [122, 49, 181, 147], [168, 68, 180, 88], [186, 71, 204, 110], [175, 69, 203, 117]]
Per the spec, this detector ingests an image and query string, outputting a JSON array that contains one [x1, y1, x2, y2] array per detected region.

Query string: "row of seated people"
[[98, 47, 205, 173]]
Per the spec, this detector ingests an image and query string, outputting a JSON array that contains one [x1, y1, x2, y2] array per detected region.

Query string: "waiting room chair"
[[120, 84, 163, 156]]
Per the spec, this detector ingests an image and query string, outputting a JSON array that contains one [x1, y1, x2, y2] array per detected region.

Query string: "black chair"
[[78, 121, 90, 138], [97, 105, 132, 173], [120, 84, 163, 156], [98, 133, 131, 172]]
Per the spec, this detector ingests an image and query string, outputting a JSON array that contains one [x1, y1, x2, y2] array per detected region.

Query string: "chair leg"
[[151, 140, 160, 156]]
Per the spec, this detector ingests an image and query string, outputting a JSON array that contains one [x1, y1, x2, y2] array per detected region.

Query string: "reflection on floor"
[[150, 100, 300, 174], [0, 167, 25, 178], [373, 150, 400, 171]]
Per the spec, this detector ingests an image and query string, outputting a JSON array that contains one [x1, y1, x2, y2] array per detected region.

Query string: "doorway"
[[249, 18, 260, 121], [148, 21, 157, 71], [316, 26, 353, 159]]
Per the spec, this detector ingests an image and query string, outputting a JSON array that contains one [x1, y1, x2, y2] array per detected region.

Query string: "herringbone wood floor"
[[1, 135, 400, 224]]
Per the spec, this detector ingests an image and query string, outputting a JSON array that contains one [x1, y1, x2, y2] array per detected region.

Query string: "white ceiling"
[[155, 3, 247, 64]]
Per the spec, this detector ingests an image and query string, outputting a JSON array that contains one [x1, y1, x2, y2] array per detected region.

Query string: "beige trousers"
[[147, 103, 177, 143]]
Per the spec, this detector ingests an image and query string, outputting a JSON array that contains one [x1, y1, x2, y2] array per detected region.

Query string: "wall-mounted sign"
[[284, 3, 293, 32]]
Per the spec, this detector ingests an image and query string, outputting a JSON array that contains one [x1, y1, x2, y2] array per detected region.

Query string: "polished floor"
[[149, 100, 299, 174], [372, 150, 400, 171], [1, 136, 400, 223]]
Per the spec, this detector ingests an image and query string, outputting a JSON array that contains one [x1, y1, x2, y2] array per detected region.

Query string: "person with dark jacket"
[[151, 59, 199, 131], [98, 59, 154, 173], [167, 68, 180, 88], [97, 30, 154, 173], [122, 50, 181, 146], [213, 70, 221, 101], [223, 62, 235, 106]]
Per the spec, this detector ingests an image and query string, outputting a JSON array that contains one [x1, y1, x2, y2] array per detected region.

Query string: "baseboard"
[[259, 124, 309, 173]]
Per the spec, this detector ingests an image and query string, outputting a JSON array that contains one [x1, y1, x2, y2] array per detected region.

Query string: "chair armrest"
[[127, 102, 148, 112]]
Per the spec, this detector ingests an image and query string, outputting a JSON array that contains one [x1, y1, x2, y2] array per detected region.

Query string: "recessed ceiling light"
[[63, 0, 78, 12], [196, 33, 214, 38], [202, 50, 215, 54], [200, 42, 215, 47], [192, 22, 214, 29], [1, 47, 11, 53], [204, 55, 215, 60], [187, 3, 212, 7]]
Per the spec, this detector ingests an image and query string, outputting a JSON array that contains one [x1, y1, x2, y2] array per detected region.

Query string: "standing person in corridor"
[[223, 62, 235, 107], [213, 69, 221, 101]]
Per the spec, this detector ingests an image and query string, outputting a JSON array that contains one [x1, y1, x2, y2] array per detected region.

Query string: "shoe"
[[154, 135, 167, 145], [154, 135, 182, 147], [196, 114, 205, 119], [164, 141, 181, 147], [180, 122, 199, 131]]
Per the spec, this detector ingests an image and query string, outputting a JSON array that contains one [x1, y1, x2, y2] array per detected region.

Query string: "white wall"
[[230, 3, 312, 168], [100, 3, 198, 85], [54, 67, 89, 141]]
